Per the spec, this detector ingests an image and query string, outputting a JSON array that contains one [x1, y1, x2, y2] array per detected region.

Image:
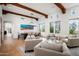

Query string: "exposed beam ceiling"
[[54, 3, 66, 14], [3, 10, 38, 21], [7, 3, 48, 18]]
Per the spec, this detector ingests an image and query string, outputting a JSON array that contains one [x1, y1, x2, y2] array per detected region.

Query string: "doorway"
[[4, 22, 13, 38]]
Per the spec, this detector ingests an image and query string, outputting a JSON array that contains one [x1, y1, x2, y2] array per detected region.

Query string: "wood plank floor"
[[0, 35, 25, 56]]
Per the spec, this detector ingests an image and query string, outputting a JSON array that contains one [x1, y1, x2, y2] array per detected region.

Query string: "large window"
[[55, 21, 60, 33], [69, 20, 79, 35], [39, 23, 45, 32], [50, 21, 60, 33], [50, 22, 54, 33]]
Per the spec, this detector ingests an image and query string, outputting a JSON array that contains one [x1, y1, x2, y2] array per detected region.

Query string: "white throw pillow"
[[41, 40, 62, 52], [26, 35, 31, 39], [31, 35, 36, 39], [62, 39, 68, 43]]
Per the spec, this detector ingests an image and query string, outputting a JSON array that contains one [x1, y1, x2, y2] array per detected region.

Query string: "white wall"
[[0, 5, 2, 17], [3, 14, 39, 38], [3, 5, 79, 38], [38, 5, 79, 37], [48, 12, 69, 36], [38, 8, 68, 36], [60, 5, 79, 36]]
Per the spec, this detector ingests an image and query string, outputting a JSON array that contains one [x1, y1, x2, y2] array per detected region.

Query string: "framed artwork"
[[39, 23, 45, 32], [55, 21, 60, 33], [20, 24, 34, 30], [50, 22, 54, 33]]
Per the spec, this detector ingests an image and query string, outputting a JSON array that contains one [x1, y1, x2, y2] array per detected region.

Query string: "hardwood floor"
[[0, 34, 25, 56]]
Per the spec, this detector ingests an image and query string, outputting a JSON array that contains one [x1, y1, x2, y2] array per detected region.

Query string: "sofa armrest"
[[62, 43, 71, 56]]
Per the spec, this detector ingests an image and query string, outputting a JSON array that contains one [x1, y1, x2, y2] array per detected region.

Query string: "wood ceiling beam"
[[8, 3, 48, 18], [3, 10, 38, 21], [54, 3, 66, 14]]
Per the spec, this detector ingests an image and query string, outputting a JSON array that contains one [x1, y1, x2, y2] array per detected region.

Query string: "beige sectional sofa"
[[34, 40, 71, 56]]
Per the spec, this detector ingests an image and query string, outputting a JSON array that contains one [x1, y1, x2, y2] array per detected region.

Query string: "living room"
[[0, 3, 79, 56]]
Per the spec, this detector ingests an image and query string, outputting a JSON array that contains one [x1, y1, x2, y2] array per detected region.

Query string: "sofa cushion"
[[40, 40, 62, 52]]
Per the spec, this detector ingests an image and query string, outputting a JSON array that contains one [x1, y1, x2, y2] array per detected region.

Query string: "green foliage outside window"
[[50, 22, 54, 33], [69, 22, 77, 35]]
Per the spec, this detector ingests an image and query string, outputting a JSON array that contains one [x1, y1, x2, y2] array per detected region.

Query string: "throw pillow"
[[31, 35, 36, 39]]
